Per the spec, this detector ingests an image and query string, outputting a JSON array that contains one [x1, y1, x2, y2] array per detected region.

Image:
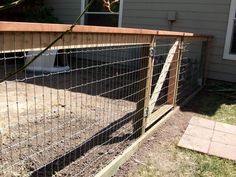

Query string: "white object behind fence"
[[25, 49, 70, 73]]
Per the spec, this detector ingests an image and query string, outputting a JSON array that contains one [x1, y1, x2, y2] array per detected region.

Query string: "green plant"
[[178, 148, 236, 177], [0, 0, 58, 23]]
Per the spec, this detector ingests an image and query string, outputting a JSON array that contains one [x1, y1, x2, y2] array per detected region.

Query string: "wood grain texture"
[[0, 21, 212, 39], [0, 32, 152, 53]]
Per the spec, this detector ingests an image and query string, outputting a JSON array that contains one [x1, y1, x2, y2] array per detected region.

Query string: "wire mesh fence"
[[0, 25, 209, 177], [176, 39, 205, 105], [151, 38, 178, 110]]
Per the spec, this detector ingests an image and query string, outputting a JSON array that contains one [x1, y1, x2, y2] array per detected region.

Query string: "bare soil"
[[0, 63, 141, 177]]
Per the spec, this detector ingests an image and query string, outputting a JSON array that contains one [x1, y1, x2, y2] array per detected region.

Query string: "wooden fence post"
[[135, 36, 155, 136], [200, 40, 209, 86], [167, 37, 183, 106]]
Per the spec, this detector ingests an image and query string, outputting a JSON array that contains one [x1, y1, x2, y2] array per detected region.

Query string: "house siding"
[[45, 0, 82, 24], [122, 0, 236, 82], [45, 0, 236, 82]]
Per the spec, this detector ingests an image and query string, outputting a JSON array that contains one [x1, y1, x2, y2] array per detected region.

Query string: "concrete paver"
[[178, 117, 236, 161]]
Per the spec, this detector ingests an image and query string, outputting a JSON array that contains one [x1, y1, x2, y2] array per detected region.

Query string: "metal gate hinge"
[[144, 107, 149, 117]]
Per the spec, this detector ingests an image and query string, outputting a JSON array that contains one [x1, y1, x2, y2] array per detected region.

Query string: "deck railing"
[[0, 21, 212, 177]]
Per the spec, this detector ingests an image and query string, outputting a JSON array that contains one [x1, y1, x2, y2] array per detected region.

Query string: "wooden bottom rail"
[[146, 104, 173, 128]]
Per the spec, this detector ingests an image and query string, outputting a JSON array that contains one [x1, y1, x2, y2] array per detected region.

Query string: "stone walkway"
[[178, 116, 236, 161]]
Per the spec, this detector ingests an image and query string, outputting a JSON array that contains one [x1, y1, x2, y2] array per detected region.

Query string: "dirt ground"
[[0, 61, 142, 177], [0, 80, 138, 176]]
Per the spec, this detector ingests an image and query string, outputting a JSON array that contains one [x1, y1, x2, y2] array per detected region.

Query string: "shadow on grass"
[[180, 80, 236, 121]]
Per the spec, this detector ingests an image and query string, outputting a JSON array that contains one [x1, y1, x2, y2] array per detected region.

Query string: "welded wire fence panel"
[[176, 40, 204, 105], [0, 28, 208, 177], [0, 31, 150, 177], [142, 38, 180, 128], [150, 38, 177, 111], [145, 38, 205, 127]]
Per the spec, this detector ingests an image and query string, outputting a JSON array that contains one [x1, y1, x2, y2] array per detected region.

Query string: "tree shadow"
[[179, 82, 236, 117], [29, 108, 142, 177], [0, 52, 141, 102]]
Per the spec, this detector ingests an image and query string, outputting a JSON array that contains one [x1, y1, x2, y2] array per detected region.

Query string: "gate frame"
[[95, 35, 210, 177], [145, 37, 184, 128]]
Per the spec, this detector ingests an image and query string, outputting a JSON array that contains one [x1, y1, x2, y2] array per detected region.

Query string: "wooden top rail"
[[0, 21, 212, 39], [0, 21, 212, 53]]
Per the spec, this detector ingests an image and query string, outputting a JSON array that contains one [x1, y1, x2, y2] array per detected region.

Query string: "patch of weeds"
[[212, 103, 236, 125], [194, 154, 236, 177], [172, 146, 197, 176], [130, 162, 161, 177], [176, 148, 236, 177]]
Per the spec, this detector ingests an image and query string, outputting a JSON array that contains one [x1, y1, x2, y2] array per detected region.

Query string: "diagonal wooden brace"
[[148, 40, 180, 114]]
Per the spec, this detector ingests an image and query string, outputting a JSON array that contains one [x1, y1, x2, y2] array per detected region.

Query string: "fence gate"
[[144, 38, 182, 129]]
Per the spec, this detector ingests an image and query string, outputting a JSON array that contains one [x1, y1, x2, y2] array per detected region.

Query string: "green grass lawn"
[[187, 81, 236, 125], [130, 81, 236, 177], [175, 148, 236, 177], [176, 82, 236, 177]]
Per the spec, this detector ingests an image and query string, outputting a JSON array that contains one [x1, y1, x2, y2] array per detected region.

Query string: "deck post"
[[200, 40, 209, 86]]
